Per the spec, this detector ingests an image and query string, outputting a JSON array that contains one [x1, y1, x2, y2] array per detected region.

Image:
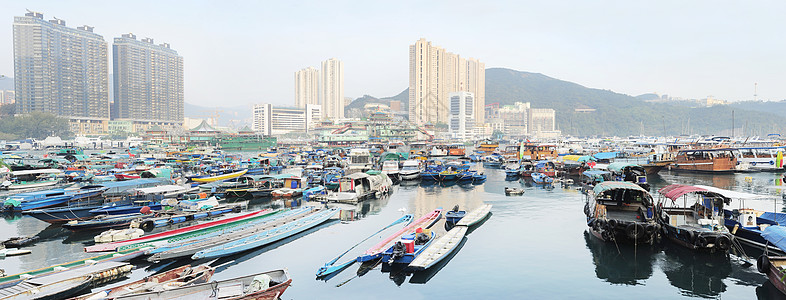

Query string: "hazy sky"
[[1, 0, 784, 107]]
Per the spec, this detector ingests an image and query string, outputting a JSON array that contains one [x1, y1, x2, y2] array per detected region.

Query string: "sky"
[[1, 0, 785, 107]]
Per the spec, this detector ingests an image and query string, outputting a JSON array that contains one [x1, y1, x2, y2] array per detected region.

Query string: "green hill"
[[485, 68, 785, 136]]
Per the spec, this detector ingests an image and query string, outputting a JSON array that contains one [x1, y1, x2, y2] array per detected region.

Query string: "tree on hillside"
[[0, 112, 71, 139]]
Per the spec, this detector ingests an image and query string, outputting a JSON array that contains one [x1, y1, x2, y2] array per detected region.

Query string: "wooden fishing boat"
[[86, 209, 275, 252], [656, 184, 733, 252], [111, 269, 291, 300], [671, 148, 742, 173], [408, 226, 467, 271], [584, 181, 659, 244], [445, 206, 466, 224], [758, 226, 786, 295], [358, 208, 442, 262], [191, 207, 338, 260], [0, 275, 93, 300], [456, 204, 492, 227], [190, 169, 248, 183], [72, 265, 214, 300], [0, 253, 140, 286], [146, 207, 312, 262], [607, 162, 650, 191]]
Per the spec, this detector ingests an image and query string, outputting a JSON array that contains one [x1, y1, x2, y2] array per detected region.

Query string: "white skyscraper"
[[449, 91, 475, 139], [295, 67, 319, 109], [320, 58, 344, 121]]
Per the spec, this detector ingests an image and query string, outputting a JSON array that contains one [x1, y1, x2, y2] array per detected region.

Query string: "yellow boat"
[[191, 169, 248, 183]]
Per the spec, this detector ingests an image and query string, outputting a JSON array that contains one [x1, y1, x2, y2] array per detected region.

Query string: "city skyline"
[[1, 1, 786, 107]]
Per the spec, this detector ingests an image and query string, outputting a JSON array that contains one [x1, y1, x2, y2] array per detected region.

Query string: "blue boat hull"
[[24, 205, 100, 223], [4, 196, 72, 212], [89, 203, 163, 215]]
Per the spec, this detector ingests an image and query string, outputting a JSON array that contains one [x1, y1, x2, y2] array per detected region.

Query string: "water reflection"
[[661, 244, 732, 298], [584, 230, 658, 285]]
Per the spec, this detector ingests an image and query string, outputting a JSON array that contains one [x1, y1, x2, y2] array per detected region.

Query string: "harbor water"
[[2, 166, 786, 299]]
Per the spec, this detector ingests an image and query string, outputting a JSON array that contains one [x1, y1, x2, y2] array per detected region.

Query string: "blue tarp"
[[760, 212, 786, 225], [762, 225, 786, 252], [592, 152, 619, 160]]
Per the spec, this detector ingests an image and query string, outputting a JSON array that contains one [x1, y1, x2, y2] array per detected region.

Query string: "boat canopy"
[[762, 226, 786, 252], [693, 185, 772, 200], [608, 162, 645, 173], [592, 152, 619, 160], [658, 184, 711, 201], [593, 181, 648, 194], [562, 155, 594, 162], [134, 185, 188, 195], [582, 170, 611, 177], [11, 169, 63, 176]]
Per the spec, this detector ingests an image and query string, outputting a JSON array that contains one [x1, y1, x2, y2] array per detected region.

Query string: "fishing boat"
[[316, 214, 413, 278], [2, 189, 72, 212], [323, 171, 392, 203], [482, 154, 504, 169], [0, 168, 63, 191], [584, 181, 659, 244], [380, 228, 435, 265], [399, 160, 421, 180], [358, 208, 442, 262], [504, 163, 521, 177], [192, 207, 338, 260], [190, 169, 248, 183], [146, 207, 313, 262], [62, 213, 151, 231], [640, 152, 676, 175], [2, 236, 39, 248], [757, 226, 786, 295], [71, 265, 214, 300], [86, 209, 275, 252], [475, 140, 499, 155], [0, 248, 32, 257], [456, 204, 492, 227], [381, 160, 401, 182], [607, 162, 649, 191], [110, 269, 291, 300], [408, 226, 467, 271], [531, 172, 553, 184], [504, 187, 524, 196], [656, 184, 733, 252], [445, 205, 466, 224], [0, 275, 94, 300], [534, 160, 557, 177], [671, 148, 744, 173], [446, 144, 466, 156]]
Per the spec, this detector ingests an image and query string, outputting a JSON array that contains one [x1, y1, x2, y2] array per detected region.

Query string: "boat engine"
[[389, 241, 406, 264]]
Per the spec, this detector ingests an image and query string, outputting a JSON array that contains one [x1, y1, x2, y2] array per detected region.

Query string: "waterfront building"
[[112, 33, 183, 132], [295, 67, 319, 108], [528, 108, 561, 137], [321, 58, 344, 121], [252, 103, 321, 135], [13, 11, 109, 134], [448, 91, 475, 139], [409, 38, 484, 126]]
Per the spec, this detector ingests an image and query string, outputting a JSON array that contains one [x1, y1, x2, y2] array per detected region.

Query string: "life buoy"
[[758, 255, 771, 273], [140, 220, 155, 232], [694, 235, 708, 248], [716, 235, 732, 250], [626, 223, 645, 239]]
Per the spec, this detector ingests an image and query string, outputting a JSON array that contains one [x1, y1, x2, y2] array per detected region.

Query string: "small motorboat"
[[531, 172, 554, 184], [445, 205, 466, 224], [504, 187, 524, 196], [3, 235, 40, 248]]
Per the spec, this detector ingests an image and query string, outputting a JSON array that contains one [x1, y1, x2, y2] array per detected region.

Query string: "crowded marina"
[[0, 136, 784, 299]]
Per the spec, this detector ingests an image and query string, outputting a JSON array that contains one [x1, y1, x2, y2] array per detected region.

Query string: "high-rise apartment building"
[[253, 104, 321, 135], [295, 67, 319, 109], [13, 11, 109, 134], [448, 91, 475, 139], [320, 58, 344, 121], [112, 33, 183, 129], [409, 38, 484, 126]]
